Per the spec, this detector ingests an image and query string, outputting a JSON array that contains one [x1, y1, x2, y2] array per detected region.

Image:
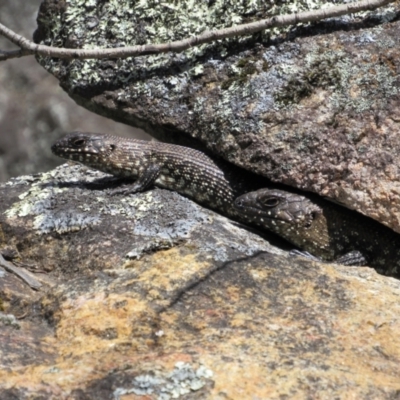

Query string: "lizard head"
[[50, 131, 139, 177], [51, 131, 116, 163], [234, 189, 322, 228]]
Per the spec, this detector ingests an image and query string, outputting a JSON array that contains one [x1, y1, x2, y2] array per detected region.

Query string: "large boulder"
[[33, 0, 400, 232], [1, 165, 400, 398]]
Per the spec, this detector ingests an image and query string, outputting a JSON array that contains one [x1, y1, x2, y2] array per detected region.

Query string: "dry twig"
[[0, 254, 42, 290], [0, 0, 394, 62]]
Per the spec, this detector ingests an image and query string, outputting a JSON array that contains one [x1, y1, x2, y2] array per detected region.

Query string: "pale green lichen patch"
[[275, 42, 398, 111], [113, 362, 214, 399], [3, 164, 208, 237], [5, 166, 103, 234], [33, 212, 101, 234], [0, 312, 21, 330], [125, 238, 181, 260], [5, 183, 66, 219], [4, 165, 161, 234], [330, 47, 399, 113], [35, 0, 399, 146], [36, 0, 398, 90], [275, 50, 344, 106], [34, 0, 400, 232], [92, 190, 164, 221]]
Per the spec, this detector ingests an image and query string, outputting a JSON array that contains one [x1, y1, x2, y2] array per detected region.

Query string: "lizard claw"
[[108, 183, 143, 196], [108, 186, 130, 196], [289, 249, 320, 261]]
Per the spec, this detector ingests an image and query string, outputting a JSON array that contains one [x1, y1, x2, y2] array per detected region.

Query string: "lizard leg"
[[109, 164, 161, 195], [289, 249, 320, 261], [333, 250, 368, 266], [290, 249, 368, 266]]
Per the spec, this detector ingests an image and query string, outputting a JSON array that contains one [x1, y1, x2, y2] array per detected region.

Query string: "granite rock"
[[32, 0, 400, 233], [0, 166, 400, 398]]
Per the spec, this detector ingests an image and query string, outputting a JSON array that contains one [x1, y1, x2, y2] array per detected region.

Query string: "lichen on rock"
[[33, 1, 400, 232], [1, 165, 400, 398]]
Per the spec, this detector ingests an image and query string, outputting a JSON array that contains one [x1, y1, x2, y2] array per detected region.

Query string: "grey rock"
[[0, 163, 284, 290], [33, 1, 400, 233], [1, 166, 400, 398]]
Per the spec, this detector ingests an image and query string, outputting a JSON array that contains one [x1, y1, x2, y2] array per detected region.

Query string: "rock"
[[0, 0, 148, 183], [33, 0, 400, 232], [0, 165, 400, 398]]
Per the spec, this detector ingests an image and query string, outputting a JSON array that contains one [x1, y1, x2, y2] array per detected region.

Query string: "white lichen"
[[113, 362, 214, 400]]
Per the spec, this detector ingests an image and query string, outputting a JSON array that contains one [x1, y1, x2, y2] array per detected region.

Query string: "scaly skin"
[[51, 131, 263, 220], [234, 188, 400, 277]]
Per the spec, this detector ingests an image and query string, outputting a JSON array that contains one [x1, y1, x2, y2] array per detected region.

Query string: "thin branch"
[[0, 0, 394, 62], [0, 48, 29, 61], [0, 254, 42, 290]]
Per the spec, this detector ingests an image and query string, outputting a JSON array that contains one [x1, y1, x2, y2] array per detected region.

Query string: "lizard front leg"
[[290, 249, 368, 266], [109, 163, 161, 196]]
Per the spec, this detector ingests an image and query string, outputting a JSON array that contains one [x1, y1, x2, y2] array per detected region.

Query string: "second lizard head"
[[234, 188, 323, 243]]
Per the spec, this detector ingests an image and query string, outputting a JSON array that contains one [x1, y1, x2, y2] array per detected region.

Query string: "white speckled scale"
[[51, 131, 260, 220]]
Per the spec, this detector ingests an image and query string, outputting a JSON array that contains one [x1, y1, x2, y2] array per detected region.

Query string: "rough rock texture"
[[1, 165, 400, 398], [0, 0, 148, 183], [33, 0, 400, 232]]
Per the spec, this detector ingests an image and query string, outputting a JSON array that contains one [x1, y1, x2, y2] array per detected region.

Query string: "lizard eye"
[[261, 197, 280, 207], [304, 212, 317, 228], [73, 138, 85, 147]]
